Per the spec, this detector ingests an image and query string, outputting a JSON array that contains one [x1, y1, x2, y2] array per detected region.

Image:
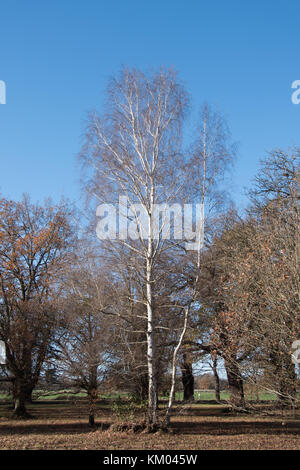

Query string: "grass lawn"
[[175, 391, 277, 401], [0, 389, 278, 402]]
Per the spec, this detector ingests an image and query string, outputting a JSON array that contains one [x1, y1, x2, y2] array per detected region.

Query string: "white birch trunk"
[[146, 184, 157, 427], [165, 305, 189, 426]]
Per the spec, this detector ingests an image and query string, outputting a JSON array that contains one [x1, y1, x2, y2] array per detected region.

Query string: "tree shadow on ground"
[[0, 421, 111, 436], [171, 419, 300, 436]]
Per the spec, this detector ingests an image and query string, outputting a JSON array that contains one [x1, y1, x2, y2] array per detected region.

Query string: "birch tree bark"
[[80, 68, 189, 427]]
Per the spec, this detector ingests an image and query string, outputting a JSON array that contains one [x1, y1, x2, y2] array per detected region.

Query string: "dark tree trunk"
[[212, 356, 221, 402], [24, 385, 34, 403], [225, 359, 245, 408], [12, 380, 34, 403], [88, 388, 97, 426], [181, 354, 194, 402], [14, 394, 26, 417], [87, 365, 98, 426], [12, 379, 32, 418], [134, 373, 148, 402]]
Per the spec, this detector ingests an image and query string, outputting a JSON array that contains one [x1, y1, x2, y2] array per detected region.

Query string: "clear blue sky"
[[1, 0, 300, 210]]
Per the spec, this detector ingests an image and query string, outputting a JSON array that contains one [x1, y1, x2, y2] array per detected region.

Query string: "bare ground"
[[0, 401, 299, 450]]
